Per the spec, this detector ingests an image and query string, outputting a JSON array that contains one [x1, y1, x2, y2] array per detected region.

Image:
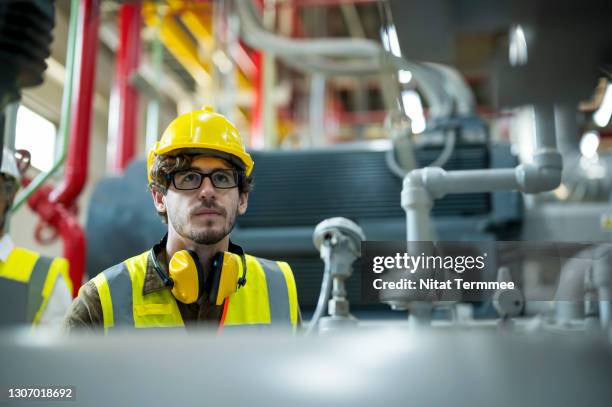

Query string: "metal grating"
[[237, 144, 490, 228]]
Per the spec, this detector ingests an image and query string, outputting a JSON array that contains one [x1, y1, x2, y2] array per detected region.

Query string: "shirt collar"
[[143, 249, 168, 295], [0, 234, 15, 262]]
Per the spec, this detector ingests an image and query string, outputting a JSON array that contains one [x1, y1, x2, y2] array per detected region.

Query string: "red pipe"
[[26, 0, 101, 296], [23, 180, 85, 297], [248, 0, 265, 148], [49, 0, 101, 206], [112, 3, 142, 172], [250, 50, 264, 148]]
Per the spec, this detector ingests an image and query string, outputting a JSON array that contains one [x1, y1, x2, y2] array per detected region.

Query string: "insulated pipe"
[[554, 248, 592, 322], [238, 0, 380, 58], [555, 245, 612, 328], [110, 3, 141, 172], [49, 0, 101, 206], [402, 105, 563, 241], [393, 105, 563, 313], [593, 246, 612, 329], [424, 63, 476, 116], [234, 0, 453, 119]]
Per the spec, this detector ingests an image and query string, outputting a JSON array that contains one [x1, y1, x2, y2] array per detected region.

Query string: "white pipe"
[[402, 105, 562, 242], [593, 245, 612, 328], [234, 0, 453, 119], [424, 63, 476, 116], [237, 0, 379, 58], [554, 248, 592, 322]]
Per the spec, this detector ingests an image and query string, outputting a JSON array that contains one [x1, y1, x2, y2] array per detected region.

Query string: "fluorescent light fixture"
[[509, 24, 528, 66], [401, 90, 426, 134], [593, 83, 612, 127], [398, 69, 412, 84], [15, 105, 56, 172]]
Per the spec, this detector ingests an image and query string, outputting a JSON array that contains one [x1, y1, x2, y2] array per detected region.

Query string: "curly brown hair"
[[149, 151, 253, 223]]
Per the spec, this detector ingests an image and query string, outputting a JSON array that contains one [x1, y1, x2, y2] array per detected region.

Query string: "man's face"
[[0, 175, 16, 213], [0, 175, 17, 233], [153, 156, 248, 245]]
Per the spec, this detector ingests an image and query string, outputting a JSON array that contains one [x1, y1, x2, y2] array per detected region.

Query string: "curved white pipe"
[[234, 0, 453, 119]]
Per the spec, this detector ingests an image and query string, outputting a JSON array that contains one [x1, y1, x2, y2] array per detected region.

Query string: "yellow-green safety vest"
[[90, 251, 299, 332], [0, 247, 72, 325]]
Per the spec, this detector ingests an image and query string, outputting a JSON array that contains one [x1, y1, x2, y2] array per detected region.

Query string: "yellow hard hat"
[[147, 106, 254, 183]]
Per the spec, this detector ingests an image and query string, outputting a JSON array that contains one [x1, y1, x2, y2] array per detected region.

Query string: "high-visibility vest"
[[0, 247, 72, 325], [90, 251, 299, 332]]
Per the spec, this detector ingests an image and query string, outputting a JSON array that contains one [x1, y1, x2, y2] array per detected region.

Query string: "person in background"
[[0, 148, 73, 329]]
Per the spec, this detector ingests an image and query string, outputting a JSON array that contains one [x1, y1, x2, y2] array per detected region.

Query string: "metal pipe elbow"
[[401, 168, 443, 210], [515, 151, 563, 193]]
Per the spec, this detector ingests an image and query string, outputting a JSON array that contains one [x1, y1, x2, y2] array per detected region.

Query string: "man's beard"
[[170, 203, 238, 245]]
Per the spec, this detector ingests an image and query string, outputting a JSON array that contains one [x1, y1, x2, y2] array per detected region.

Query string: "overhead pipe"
[[109, 3, 141, 173], [237, 0, 381, 58], [234, 0, 453, 119]]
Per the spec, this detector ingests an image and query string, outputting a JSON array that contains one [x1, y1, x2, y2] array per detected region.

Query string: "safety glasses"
[[169, 169, 239, 190]]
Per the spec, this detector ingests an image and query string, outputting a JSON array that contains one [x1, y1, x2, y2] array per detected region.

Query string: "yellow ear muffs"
[[168, 250, 205, 304], [207, 252, 243, 306]]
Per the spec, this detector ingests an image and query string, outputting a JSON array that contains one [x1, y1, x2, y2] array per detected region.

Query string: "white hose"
[[305, 244, 333, 336]]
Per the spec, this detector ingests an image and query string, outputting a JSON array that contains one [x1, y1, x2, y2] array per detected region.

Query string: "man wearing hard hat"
[[65, 107, 299, 332], [0, 148, 72, 328]]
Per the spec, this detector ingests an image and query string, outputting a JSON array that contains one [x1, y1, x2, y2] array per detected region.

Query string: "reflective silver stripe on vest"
[[0, 278, 27, 324], [256, 258, 290, 324], [26, 256, 54, 323], [103, 263, 133, 326]]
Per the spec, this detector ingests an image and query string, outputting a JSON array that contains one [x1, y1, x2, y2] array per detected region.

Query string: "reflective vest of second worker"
[[0, 148, 73, 329], [63, 106, 300, 332]]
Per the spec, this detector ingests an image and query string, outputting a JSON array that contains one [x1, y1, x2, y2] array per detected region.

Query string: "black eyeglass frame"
[[166, 168, 241, 190]]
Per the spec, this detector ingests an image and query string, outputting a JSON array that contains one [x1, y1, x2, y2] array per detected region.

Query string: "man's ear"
[[151, 187, 166, 214], [238, 192, 248, 215]]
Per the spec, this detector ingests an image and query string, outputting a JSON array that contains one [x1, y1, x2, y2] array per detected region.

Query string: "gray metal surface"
[[0, 328, 610, 406]]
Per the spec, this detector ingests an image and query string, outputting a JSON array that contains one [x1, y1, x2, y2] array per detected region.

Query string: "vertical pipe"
[[309, 73, 326, 146], [533, 104, 557, 152], [261, 0, 277, 148], [110, 3, 142, 173], [145, 18, 163, 151], [250, 50, 264, 149], [3, 102, 19, 151], [49, 0, 101, 206]]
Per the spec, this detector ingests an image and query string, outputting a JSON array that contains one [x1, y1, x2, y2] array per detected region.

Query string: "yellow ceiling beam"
[[168, 0, 252, 92], [143, 1, 253, 98], [143, 2, 211, 87]]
